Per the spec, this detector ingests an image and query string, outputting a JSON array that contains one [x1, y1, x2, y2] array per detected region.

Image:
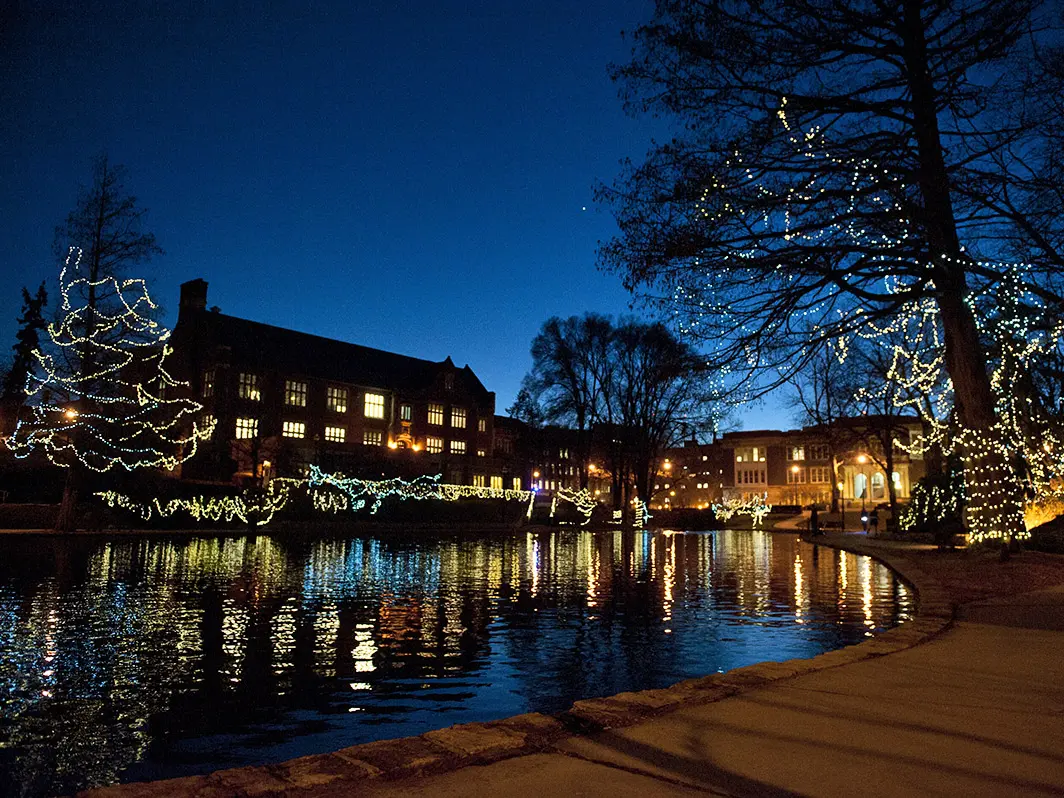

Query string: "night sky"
[[2, 1, 787, 430]]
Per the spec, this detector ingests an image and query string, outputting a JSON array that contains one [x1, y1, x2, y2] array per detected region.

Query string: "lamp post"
[[837, 481, 845, 530], [790, 464, 800, 506]]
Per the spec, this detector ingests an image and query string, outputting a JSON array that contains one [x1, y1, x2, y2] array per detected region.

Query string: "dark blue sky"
[[2, 0, 788, 430]]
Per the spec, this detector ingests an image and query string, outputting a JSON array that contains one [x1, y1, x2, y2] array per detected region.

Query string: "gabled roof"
[[176, 308, 492, 401]]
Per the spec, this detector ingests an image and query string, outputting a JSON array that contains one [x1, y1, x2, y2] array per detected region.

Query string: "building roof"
[[176, 306, 492, 402]]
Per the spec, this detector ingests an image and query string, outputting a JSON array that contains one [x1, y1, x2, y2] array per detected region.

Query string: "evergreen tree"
[[2, 282, 48, 405]]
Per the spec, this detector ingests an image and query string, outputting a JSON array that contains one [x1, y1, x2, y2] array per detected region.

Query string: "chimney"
[[179, 279, 208, 316]]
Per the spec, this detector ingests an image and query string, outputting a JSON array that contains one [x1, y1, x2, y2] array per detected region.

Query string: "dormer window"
[[444, 373, 454, 391]]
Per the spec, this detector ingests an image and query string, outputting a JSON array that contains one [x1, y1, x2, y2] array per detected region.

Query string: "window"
[[202, 369, 214, 398], [238, 372, 260, 401], [477, 448, 486, 457], [808, 444, 830, 461], [809, 466, 830, 483], [892, 471, 903, 490], [200, 413, 216, 432], [854, 473, 868, 499], [787, 467, 806, 484], [282, 421, 305, 439], [327, 386, 348, 413], [451, 440, 466, 455], [511, 477, 521, 490], [364, 392, 385, 419], [235, 417, 258, 439], [428, 403, 444, 425], [787, 446, 805, 461], [473, 475, 486, 487], [363, 430, 383, 446], [400, 404, 412, 421], [559, 448, 569, 459], [426, 436, 443, 453], [325, 426, 346, 443], [285, 380, 307, 407], [491, 475, 503, 490], [444, 373, 454, 391], [451, 407, 466, 428], [478, 418, 487, 433], [871, 472, 885, 499], [496, 437, 513, 455]]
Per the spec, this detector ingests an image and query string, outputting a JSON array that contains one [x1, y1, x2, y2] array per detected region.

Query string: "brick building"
[[652, 421, 927, 510], [171, 279, 521, 488]]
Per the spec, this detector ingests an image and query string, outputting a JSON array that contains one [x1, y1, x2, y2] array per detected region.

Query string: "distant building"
[[652, 419, 927, 510], [170, 279, 521, 487]]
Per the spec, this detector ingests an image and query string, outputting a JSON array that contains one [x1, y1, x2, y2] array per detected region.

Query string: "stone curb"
[[79, 535, 950, 798]]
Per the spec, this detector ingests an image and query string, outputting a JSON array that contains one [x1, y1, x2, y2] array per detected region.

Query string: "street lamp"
[[790, 464, 800, 506]]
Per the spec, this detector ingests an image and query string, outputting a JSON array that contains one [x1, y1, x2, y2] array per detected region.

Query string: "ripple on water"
[[0, 529, 912, 796]]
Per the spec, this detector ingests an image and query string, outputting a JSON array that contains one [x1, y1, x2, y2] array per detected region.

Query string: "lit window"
[[364, 393, 385, 419], [201, 413, 216, 432], [451, 440, 466, 455], [285, 380, 307, 407], [235, 417, 258, 439], [511, 477, 521, 490], [478, 418, 487, 433], [327, 386, 348, 413], [473, 475, 486, 487], [426, 436, 443, 453], [702, 454, 708, 461], [787, 446, 806, 461], [428, 403, 444, 425], [325, 426, 346, 443], [202, 369, 214, 398], [451, 407, 466, 428], [477, 448, 486, 457], [363, 430, 383, 446], [282, 421, 305, 439], [400, 404, 412, 421], [491, 475, 503, 490], [238, 372, 260, 401]]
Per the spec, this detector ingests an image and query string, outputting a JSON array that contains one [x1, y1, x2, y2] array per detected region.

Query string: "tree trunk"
[[885, 442, 899, 535], [901, 0, 1025, 544], [54, 466, 81, 532]]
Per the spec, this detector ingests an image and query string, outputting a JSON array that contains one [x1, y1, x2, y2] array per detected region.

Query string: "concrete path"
[[84, 537, 1064, 798], [346, 619, 1064, 797]]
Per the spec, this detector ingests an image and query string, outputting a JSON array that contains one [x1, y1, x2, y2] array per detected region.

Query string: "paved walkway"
[[85, 536, 1064, 798]]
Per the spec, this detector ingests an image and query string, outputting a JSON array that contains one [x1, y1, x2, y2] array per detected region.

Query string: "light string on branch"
[[7, 248, 215, 472], [712, 494, 771, 527]]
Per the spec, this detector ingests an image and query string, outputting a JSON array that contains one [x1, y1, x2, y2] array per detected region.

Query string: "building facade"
[[171, 279, 522, 488], [652, 421, 927, 510]]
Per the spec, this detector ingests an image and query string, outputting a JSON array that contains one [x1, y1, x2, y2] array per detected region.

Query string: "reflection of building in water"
[[0, 530, 914, 797]]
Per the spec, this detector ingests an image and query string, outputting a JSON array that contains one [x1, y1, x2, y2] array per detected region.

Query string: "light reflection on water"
[[0, 529, 912, 796]]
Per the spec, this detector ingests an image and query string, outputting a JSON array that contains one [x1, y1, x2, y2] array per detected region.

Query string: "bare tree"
[[599, 0, 1064, 542], [523, 315, 613, 488], [787, 342, 855, 512], [33, 157, 164, 530]]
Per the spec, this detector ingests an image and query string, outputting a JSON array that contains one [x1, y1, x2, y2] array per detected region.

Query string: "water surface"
[[0, 528, 912, 796]]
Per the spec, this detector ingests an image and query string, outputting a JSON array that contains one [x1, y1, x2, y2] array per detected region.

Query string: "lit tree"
[[8, 250, 214, 530], [599, 0, 1064, 543]]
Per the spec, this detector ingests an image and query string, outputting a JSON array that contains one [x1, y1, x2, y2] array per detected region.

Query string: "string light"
[[712, 494, 771, 527], [7, 248, 215, 472]]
